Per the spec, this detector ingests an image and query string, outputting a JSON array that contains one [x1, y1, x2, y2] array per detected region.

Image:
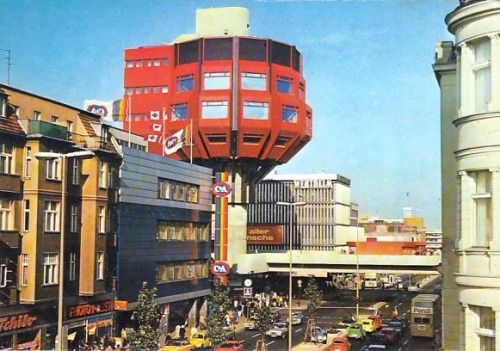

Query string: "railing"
[[28, 120, 68, 140], [71, 132, 115, 152]]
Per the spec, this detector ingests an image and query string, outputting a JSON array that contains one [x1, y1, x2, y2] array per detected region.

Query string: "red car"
[[330, 336, 351, 351], [214, 341, 244, 351]]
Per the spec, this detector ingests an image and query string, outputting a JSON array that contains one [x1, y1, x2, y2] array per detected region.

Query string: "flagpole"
[[190, 119, 193, 164], [127, 94, 132, 148], [162, 107, 166, 157]]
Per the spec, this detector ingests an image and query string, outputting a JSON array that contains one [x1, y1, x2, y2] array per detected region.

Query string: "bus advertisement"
[[410, 294, 440, 338]]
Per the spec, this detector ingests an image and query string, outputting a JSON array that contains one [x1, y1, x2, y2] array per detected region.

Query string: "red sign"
[[210, 261, 230, 276], [114, 300, 129, 311], [68, 300, 114, 318], [212, 182, 232, 197], [0, 314, 38, 332], [247, 225, 284, 245], [412, 307, 432, 315]]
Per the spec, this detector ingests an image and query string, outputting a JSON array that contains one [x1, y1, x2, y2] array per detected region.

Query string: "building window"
[[158, 221, 209, 241], [0, 143, 13, 174], [43, 253, 58, 285], [0, 95, 6, 117], [21, 254, 28, 286], [243, 102, 269, 120], [69, 252, 76, 282], [98, 206, 106, 234], [0, 199, 12, 230], [33, 111, 41, 120], [472, 306, 495, 350], [172, 103, 188, 121], [44, 201, 60, 232], [159, 178, 199, 203], [204, 72, 230, 90], [152, 59, 160, 66], [241, 73, 267, 90], [126, 60, 134, 68], [135, 60, 142, 68], [96, 252, 104, 280], [46, 156, 60, 180], [0, 264, 7, 288], [23, 200, 30, 231], [282, 105, 298, 123], [471, 171, 492, 247], [156, 260, 209, 283], [70, 204, 79, 233], [277, 76, 292, 94], [67, 121, 73, 140], [51, 115, 59, 123], [71, 158, 79, 185], [201, 101, 228, 119], [177, 75, 194, 92], [24, 146, 31, 177], [161, 86, 169, 93], [99, 161, 108, 189], [472, 39, 491, 113]]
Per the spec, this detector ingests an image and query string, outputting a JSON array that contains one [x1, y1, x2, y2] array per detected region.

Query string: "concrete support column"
[[490, 170, 500, 250], [489, 34, 500, 111], [458, 43, 472, 117], [463, 304, 478, 351], [458, 171, 472, 249]]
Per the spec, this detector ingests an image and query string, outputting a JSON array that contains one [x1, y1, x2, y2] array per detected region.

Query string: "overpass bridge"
[[232, 251, 441, 276]]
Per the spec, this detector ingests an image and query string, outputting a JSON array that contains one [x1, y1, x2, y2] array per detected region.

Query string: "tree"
[[128, 282, 160, 351], [206, 278, 232, 347], [254, 300, 274, 338], [303, 277, 323, 317]]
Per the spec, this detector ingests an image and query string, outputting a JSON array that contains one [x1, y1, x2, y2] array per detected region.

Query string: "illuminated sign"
[[210, 261, 230, 276], [0, 314, 38, 332], [411, 307, 432, 315], [246, 225, 284, 245], [68, 300, 114, 318], [212, 182, 232, 197]]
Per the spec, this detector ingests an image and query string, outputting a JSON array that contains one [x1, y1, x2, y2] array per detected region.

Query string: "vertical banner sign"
[[214, 172, 229, 261]]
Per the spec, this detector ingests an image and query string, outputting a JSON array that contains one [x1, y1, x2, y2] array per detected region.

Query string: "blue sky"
[[0, 0, 456, 228]]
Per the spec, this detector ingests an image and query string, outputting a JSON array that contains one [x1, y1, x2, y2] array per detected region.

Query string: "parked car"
[[361, 318, 377, 333], [330, 336, 351, 351], [310, 326, 327, 344], [387, 318, 407, 335], [160, 338, 195, 351], [288, 312, 304, 325], [367, 331, 390, 348], [381, 327, 397, 344], [346, 323, 366, 340], [189, 331, 212, 349], [214, 340, 244, 351], [244, 320, 256, 330], [265, 322, 288, 338]]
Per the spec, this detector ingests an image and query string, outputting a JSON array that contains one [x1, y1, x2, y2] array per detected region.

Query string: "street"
[[233, 287, 438, 351]]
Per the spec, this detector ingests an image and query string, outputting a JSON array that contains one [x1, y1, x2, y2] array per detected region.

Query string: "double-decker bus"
[[410, 293, 440, 338]]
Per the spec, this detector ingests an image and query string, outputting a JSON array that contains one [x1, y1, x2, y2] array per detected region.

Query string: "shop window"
[[242, 73, 266, 91], [202, 101, 228, 119], [204, 72, 230, 90], [243, 101, 269, 120], [282, 105, 298, 123]]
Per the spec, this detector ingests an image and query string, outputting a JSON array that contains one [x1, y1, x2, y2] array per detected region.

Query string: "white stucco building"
[[434, 1, 500, 349]]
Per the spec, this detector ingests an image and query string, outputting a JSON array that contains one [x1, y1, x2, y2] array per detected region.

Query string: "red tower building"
[[122, 8, 312, 184]]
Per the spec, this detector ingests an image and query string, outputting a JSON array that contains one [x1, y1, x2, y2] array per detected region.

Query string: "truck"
[[364, 272, 378, 288]]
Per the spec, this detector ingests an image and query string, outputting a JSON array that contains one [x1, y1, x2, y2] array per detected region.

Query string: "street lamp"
[[276, 201, 307, 351], [36, 150, 95, 351]]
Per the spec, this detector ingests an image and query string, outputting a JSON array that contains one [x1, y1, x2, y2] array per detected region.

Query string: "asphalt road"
[[234, 287, 438, 351]]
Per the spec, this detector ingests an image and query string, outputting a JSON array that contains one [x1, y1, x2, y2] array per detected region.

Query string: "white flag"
[[164, 126, 188, 155]]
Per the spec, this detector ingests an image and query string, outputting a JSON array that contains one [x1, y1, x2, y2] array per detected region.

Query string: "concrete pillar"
[[490, 170, 500, 250], [489, 34, 500, 111]]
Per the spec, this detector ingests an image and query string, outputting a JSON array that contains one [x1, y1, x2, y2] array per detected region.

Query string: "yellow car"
[[361, 318, 377, 333], [189, 331, 212, 349], [160, 338, 195, 351]]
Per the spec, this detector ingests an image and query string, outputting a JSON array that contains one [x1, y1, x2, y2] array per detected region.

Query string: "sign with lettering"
[[0, 314, 38, 332], [114, 300, 128, 311], [243, 287, 253, 298], [212, 182, 232, 197], [210, 261, 230, 276], [411, 307, 433, 315], [68, 300, 114, 318], [246, 225, 284, 245]]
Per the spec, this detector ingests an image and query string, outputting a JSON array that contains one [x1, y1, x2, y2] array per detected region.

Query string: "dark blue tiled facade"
[[117, 147, 213, 306]]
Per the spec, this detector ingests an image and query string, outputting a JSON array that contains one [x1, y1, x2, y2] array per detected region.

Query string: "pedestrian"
[[391, 307, 399, 319]]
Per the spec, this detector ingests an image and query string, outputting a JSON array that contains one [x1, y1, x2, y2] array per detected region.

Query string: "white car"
[[288, 312, 304, 325], [244, 320, 256, 330], [265, 322, 288, 338], [310, 326, 327, 343]]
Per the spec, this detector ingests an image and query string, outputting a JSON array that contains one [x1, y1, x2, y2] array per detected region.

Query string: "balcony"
[[28, 120, 68, 140], [0, 230, 21, 249], [72, 133, 115, 152], [0, 173, 21, 193]]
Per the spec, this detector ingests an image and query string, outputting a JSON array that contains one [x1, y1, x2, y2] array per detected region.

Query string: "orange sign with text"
[[247, 225, 284, 245]]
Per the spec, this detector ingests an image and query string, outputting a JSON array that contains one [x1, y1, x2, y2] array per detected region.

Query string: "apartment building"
[[434, 0, 500, 349], [0, 84, 121, 349]]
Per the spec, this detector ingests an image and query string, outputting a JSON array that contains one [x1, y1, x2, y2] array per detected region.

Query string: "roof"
[[79, 114, 98, 137], [0, 114, 25, 137], [264, 173, 350, 185]]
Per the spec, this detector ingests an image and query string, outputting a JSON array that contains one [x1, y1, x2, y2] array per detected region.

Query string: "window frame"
[[176, 74, 195, 92], [172, 103, 188, 121], [471, 39, 491, 113], [70, 204, 80, 233], [23, 199, 30, 232], [0, 143, 13, 175], [0, 263, 7, 288], [96, 252, 104, 280], [277, 76, 292, 94], [44, 200, 60, 233], [46, 156, 61, 181], [69, 252, 76, 282], [42, 253, 58, 286], [203, 72, 230, 90], [241, 72, 267, 91], [243, 101, 269, 120], [97, 206, 106, 234], [201, 101, 229, 119], [0, 199, 12, 231], [282, 105, 298, 123], [21, 254, 28, 286], [24, 146, 31, 177], [99, 161, 108, 189]]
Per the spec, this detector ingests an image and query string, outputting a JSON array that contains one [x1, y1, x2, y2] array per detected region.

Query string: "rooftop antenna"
[[0, 49, 12, 85]]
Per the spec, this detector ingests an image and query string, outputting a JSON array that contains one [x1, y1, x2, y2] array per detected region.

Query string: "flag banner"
[[150, 110, 160, 120], [164, 125, 189, 155], [112, 98, 127, 121], [153, 124, 162, 132], [199, 300, 208, 328], [187, 300, 197, 327]]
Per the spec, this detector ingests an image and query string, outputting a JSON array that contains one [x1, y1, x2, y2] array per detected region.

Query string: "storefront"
[[0, 312, 48, 350]]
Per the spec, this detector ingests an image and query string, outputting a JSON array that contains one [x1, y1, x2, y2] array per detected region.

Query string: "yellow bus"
[[410, 294, 440, 338]]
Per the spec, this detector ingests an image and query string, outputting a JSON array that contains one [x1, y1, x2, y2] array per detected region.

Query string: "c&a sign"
[[210, 261, 230, 276]]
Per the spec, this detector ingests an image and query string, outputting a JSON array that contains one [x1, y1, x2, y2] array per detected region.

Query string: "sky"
[[0, 0, 457, 228]]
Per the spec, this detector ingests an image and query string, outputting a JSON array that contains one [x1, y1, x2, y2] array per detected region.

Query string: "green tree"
[[206, 278, 232, 347], [254, 300, 274, 338], [303, 277, 323, 317], [128, 282, 160, 351]]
